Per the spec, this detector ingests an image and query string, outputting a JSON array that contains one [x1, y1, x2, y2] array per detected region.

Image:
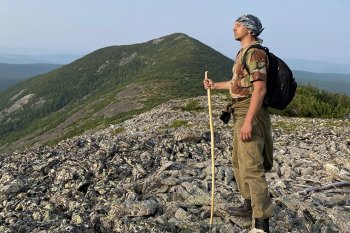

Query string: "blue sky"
[[0, 0, 349, 63]]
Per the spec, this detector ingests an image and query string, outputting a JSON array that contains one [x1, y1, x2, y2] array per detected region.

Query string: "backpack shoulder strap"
[[241, 44, 269, 75]]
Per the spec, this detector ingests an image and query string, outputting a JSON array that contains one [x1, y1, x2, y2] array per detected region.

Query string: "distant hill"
[[0, 63, 62, 91], [0, 33, 232, 152], [293, 70, 350, 96], [0, 53, 83, 64], [285, 58, 350, 74]]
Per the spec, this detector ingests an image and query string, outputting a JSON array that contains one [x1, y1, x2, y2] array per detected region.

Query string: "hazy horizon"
[[1, 32, 350, 65]]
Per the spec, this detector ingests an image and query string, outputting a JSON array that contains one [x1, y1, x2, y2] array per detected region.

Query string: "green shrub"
[[180, 99, 204, 112], [170, 119, 189, 128], [270, 85, 350, 118], [113, 127, 125, 135]]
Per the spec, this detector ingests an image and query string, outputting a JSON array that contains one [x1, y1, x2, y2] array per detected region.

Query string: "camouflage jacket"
[[230, 41, 268, 98]]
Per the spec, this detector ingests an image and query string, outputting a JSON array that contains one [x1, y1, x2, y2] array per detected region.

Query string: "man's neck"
[[240, 36, 258, 49]]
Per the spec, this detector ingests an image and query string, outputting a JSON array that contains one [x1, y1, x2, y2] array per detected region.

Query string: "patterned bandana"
[[236, 14, 264, 37]]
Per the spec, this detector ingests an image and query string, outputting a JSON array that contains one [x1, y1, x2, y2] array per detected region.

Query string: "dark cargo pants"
[[231, 98, 273, 219]]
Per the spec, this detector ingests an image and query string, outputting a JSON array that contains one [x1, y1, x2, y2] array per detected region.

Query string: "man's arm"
[[240, 80, 267, 142], [203, 79, 231, 90]]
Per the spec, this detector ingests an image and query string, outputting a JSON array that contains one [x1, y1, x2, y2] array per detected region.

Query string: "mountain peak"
[[0, 33, 232, 152]]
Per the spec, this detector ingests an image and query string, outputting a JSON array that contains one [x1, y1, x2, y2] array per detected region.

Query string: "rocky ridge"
[[0, 94, 349, 233]]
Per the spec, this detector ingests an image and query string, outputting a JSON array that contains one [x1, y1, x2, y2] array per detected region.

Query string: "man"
[[203, 14, 273, 232]]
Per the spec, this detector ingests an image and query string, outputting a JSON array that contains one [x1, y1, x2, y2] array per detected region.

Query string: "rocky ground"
[[0, 95, 349, 233]]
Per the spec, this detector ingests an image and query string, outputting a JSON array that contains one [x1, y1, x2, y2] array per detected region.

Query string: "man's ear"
[[249, 31, 256, 36]]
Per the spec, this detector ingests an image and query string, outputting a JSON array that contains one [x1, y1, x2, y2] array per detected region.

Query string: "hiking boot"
[[227, 199, 252, 217], [255, 218, 270, 233]]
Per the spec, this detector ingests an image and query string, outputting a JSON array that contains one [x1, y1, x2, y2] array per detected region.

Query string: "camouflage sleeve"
[[246, 48, 268, 82]]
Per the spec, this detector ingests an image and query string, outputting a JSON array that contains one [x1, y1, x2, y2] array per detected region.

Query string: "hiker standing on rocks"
[[203, 14, 273, 232]]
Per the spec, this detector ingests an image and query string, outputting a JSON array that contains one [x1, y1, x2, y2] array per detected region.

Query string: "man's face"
[[233, 22, 250, 41]]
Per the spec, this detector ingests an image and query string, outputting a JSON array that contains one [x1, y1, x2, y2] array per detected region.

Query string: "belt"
[[231, 96, 251, 103]]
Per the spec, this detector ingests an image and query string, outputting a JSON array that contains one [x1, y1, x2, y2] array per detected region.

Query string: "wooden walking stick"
[[205, 71, 215, 226]]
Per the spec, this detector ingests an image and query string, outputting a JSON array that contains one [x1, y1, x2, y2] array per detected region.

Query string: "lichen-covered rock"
[[0, 95, 349, 232]]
